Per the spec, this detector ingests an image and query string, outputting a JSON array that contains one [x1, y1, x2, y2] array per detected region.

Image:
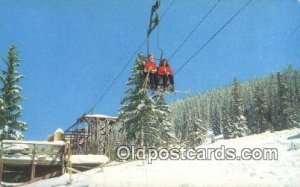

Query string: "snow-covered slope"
[[26, 128, 300, 187]]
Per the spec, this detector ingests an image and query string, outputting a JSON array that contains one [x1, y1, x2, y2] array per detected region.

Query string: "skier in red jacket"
[[158, 59, 175, 92], [144, 54, 158, 90]]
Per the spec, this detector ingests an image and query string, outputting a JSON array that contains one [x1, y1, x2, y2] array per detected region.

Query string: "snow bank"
[[25, 128, 300, 187], [70, 154, 109, 165]]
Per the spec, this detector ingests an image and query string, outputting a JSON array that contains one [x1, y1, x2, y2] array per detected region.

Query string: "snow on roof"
[[3, 153, 62, 162], [54, 128, 64, 134], [84, 114, 117, 119], [70, 154, 109, 165], [2, 143, 29, 150], [1, 140, 66, 146]]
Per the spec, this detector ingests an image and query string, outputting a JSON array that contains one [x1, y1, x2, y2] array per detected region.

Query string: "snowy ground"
[[25, 128, 300, 187]]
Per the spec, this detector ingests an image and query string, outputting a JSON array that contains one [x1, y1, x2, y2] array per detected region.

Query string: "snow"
[[84, 114, 117, 119], [1, 140, 66, 164], [70, 154, 109, 164], [55, 128, 64, 134], [1, 140, 66, 146], [3, 153, 61, 162], [25, 128, 300, 187], [2, 143, 29, 153]]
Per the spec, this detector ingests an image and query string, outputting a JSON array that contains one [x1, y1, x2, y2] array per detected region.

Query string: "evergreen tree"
[[210, 105, 221, 136], [153, 91, 177, 147], [0, 99, 5, 128], [269, 73, 281, 130], [231, 78, 250, 137], [252, 85, 272, 133], [293, 70, 300, 124], [276, 72, 295, 129], [0, 45, 27, 140], [187, 118, 208, 147], [119, 54, 160, 148], [287, 67, 300, 125], [170, 66, 300, 140], [222, 106, 235, 139], [180, 107, 191, 143]]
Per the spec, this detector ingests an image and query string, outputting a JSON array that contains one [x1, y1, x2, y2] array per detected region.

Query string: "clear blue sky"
[[0, 0, 299, 140]]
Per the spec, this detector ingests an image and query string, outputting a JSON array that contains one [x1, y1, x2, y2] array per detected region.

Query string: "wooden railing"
[[0, 140, 70, 184]]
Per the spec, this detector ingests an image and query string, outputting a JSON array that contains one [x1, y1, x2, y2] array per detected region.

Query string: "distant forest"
[[170, 65, 300, 143]]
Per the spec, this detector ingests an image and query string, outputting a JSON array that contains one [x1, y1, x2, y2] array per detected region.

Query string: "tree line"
[[171, 65, 300, 144]]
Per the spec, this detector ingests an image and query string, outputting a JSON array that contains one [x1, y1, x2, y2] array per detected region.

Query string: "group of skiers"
[[143, 54, 175, 92]]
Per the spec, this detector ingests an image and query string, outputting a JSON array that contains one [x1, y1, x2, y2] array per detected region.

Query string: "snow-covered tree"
[[180, 108, 192, 143], [119, 54, 161, 148], [276, 72, 296, 129], [187, 118, 208, 147], [0, 99, 5, 129], [231, 78, 250, 137], [210, 105, 221, 136], [291, 69, 300, 124], [170, 66, 300, 140], [252, 85, 272, 133], [0, 45, 27, 140], [153, 91, 177, 147], [222, 106, 235, 139]]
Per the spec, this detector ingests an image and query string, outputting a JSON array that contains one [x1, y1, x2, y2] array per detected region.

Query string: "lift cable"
[[174, 0, 253, 75], [169, 0, 222, 61]]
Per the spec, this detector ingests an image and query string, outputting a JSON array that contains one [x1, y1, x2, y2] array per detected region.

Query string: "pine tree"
[[180, 107, 192, 143], [210, 105, 221, 136], [119, 54, 160, 148], [276, 72, 295, 129], [222, 106, 235, 139], [269, 73, 281, 130], [293, 70, 300, 124], [187, 118, 208, 147], [170, 66, 300, 140], [0, 99, 5, 128], [252, 85, 272, 133], [231, 78, 250, 137], [153, 91, 177, 147], [0, 45, 27, 140], [288, 68, 300, 126]]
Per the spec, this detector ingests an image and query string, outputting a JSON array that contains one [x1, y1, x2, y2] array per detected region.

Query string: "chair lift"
[[141, 0, 175, 93]]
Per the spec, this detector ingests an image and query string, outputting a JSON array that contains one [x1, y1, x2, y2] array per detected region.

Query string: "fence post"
[[0, 141, 3, 183], [30, 144, 36, 180], [67, 143, 72, 184]]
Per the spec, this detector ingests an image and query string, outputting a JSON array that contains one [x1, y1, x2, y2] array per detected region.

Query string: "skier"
[[144, 54, 158, 90], [158, 59, 175, 92]]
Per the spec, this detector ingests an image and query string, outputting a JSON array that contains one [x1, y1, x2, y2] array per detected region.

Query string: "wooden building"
[[64, 114, 118, 156]]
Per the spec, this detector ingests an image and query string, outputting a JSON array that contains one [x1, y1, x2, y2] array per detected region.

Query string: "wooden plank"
[[30, 164, 36, 181]]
